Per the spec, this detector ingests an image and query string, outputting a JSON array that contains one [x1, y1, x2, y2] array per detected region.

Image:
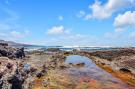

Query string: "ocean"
[[21, 45, 122, 52]]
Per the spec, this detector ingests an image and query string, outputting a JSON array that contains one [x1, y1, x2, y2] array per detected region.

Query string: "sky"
[[0, 0, 135, 46]]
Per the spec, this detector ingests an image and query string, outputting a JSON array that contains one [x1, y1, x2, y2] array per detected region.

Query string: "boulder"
[[36, 72, 44, 78], [8, 74, 25, 89], [0, 49, 8, 57], [14, 48, 25, 59]]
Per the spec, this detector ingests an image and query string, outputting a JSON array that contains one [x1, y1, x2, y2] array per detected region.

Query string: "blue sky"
[[0, 0, 135, 46]]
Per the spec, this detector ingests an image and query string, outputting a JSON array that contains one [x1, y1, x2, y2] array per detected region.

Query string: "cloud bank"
[[78, 0, 135, 20]]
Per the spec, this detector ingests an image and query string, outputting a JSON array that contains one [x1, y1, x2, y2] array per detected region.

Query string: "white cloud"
[[77, 11, 85, 18], [45, 25, 100, 46], [58, 16, 64, 21], [10, 30, 29, 39], [0, 29, 30, 42], [83, 0, 134, 20], [114, 28, 125, 33], [89, 0, 112, 19], [47, 25, 70, 35], [44, 33, 98, 46], [114, 11, 135, 28], [0, 23, 30, 41], [0, 22, 30, 39]]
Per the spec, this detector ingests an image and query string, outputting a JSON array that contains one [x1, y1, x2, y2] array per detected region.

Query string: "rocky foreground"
[[72, 48, 135, 86], [0, 44, 68, 89], [0, 44, 135, 89]]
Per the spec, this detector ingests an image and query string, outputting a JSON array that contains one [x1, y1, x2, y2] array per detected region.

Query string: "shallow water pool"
[[64, 55, 135, 89]]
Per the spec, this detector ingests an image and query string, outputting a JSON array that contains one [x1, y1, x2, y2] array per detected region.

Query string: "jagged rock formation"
[[0, 44, 25, 59]]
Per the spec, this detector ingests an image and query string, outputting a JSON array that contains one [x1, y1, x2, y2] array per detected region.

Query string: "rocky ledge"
[[89, 48, 135, 74]]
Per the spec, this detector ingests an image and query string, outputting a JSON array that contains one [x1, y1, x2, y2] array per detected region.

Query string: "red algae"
[[98, 63, 135, 87]]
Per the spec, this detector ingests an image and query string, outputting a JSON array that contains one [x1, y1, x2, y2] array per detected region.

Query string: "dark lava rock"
[[0, 49, 8, 57], [0, 45, 26, 59], [8, 74, 24, 89], [36, 72, 44, 78], [14, 48, 25, 59], [0, 43, 8, 46], [30, 67, 37, 73], [120, 68, 131, 73], [0, 72, 3, 79], [6, 63, 13, 69]]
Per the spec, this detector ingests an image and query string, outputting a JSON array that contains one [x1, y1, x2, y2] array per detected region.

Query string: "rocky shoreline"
[[67, 48, 135, 75], [0, 44, 69, 89], [90, 48, 135, 74], [71, 48, 135, 86], [0, 44, 135, 89]]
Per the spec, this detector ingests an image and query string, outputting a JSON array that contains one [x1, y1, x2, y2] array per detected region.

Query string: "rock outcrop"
[[0, 44, 25, 59]]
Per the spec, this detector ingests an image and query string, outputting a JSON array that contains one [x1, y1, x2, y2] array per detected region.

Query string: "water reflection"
[[64, 55, 135, 89], [65, 55, 94, 67]]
